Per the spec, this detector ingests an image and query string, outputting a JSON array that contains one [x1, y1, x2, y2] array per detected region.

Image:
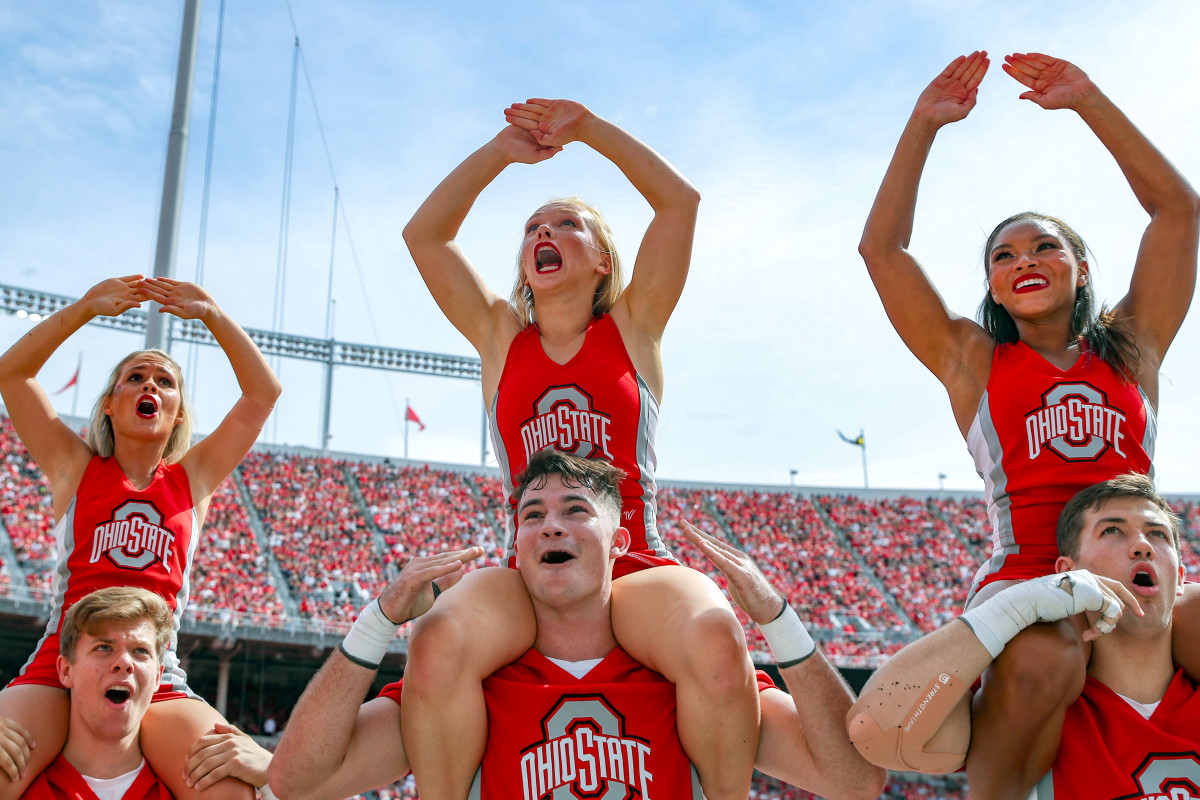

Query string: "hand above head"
[[140, 277, 217, 321], [682, 519, 785, 626], [504, 99, 596, 149], [490, 124, 563, 166], [912, 51, 990, 127], [1002, 53, 1098, 111], [80, 275, 149, 318], [376, 546, 486, 623], [0, 715, 33, 782], [183, 722, 271, 790]]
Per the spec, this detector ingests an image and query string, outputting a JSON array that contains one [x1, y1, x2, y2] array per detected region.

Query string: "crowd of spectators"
[[819, 495, 977, 633], [0, 415, 55, 594], [2, 407, 1197, 665], [931, 496, 989, 559], [240, 451, 385, 625], [1170, 500, 1200, 578], [187, 476, 287, 626], [351, 462, 504, 572]]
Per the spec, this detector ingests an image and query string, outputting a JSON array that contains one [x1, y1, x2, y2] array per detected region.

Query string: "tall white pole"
[[145, 0, 204, 353]]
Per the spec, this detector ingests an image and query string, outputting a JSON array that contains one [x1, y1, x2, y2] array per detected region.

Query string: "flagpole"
[[71, 352, 81, 418], [859, 427, 868, 489], [404, 396, 410, 461]]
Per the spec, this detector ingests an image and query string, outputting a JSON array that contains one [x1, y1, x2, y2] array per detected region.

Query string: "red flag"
[[54, 355, 82, 395], [405, 405, 425, 432]]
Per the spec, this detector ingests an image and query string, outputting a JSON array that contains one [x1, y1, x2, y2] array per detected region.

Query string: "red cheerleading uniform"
[[9, 457, 199, 700], [966, 342, 1153, 598], [490, 314, 676, 577], [1031, 670, 1200, 800], [21, 756, 173, 800], [382, 649, 781, 799]]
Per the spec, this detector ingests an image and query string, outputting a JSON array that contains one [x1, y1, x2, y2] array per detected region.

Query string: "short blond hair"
[[509, 198, 624, 327], [60, 586, 173, 663]]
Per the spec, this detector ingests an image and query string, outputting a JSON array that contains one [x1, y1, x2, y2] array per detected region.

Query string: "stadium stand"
[[818, 495, 979, 633], [239, 451, 385, 625], [350, 461, 504, 571], [2, 407, 1196, 800], [188, 476, 287, 626], [0, 414, 54, 595]]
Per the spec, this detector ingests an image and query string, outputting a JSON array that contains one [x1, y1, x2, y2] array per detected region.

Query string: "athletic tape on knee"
[[960, 569, 1119, 658], [339, 598, 401, 670], [848, 673, 967, 774]]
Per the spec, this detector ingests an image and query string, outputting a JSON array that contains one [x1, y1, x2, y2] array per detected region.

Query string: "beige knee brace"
[[848, 673, 968, 774]]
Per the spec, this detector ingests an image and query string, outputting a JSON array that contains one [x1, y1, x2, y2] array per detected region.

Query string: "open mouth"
[[136, 395, 159, 419], [541, 550, 575, 565], [1131, 563, 1159, 595], [535, 244, 562, 273], [105, 686, 132, 706], [1012, 276, 1048, 293]]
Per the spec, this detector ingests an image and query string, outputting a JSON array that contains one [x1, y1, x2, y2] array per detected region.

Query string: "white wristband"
[[339, 598, 401, 669], [758, 602, 816, 667]]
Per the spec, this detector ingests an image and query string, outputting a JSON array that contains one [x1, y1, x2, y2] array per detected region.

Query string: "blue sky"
[[3, 0, 1200, 493]]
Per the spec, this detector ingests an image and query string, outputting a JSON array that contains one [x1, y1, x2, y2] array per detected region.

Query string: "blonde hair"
[[88, 350, 192, 464], [509, 197, 624, 327], [59, 586, 173, 663]]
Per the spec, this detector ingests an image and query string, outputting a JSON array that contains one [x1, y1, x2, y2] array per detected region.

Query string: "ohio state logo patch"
[[519, 694, 654, 800], [89, 500, 176, 572], [519, 386, 614, 461], [1118, 752, 1200, 800], [1024, 381, 1128, 462]]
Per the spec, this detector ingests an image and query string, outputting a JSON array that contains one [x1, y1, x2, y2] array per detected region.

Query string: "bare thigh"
[[0, 684, 69, 800]]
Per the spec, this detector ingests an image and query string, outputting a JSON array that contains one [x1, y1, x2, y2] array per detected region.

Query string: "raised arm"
[[506, 100, 700, 341], [269, 548, 482, 800], [146, 279, 281, 505], [1002, 53, 1200, 372], [681, 522, 886, 800], [858, 53, 995, 394], [402, 127, 560, 364], [0, 276, 146, 498]]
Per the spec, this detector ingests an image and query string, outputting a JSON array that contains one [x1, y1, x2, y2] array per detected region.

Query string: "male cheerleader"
[[270, 449, 884, 800], [16, 587, 271, 800], [848, 473, 1199, 799]]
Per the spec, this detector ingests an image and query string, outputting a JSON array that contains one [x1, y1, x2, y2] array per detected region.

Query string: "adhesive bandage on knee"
[[959, 569, 1120, 658], [339, 598, 401, 670], [848, 673, 968, 774]]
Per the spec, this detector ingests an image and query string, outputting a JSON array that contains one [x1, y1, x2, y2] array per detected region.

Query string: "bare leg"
[[0, 684, 69, 799], [611, 565, 758, 800], [141, 698, 254, 800], [1172, 582, 1200, 681], [401, 567, 535, 800], [966, 617, 1089, 800]]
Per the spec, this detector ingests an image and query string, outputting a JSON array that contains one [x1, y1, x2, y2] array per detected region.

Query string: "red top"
[[967, 342, 1154, 596], [11, 457, 197, 693], [21, 756, 173, 800], [490, 314, 675, 571], [1034, 669, 1200, 799]]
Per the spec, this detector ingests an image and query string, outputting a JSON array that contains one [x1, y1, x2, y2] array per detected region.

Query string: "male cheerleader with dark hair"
[[849, 473, 1199, 799], [270, 449, 883, 800]]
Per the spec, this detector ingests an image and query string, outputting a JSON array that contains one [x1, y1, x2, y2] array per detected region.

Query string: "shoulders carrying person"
[[851, 50, 1200, 796], [0, 276, 281, 800], [269, 450, 884, 800], [400, 99, 761, 799]]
